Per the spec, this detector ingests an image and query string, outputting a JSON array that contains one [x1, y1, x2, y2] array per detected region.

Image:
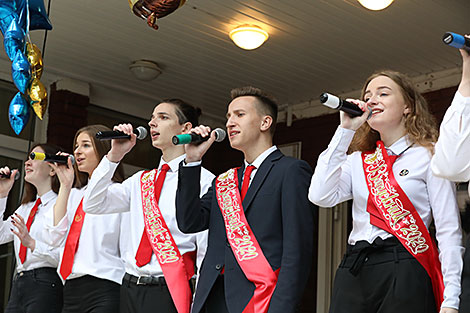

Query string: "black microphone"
[[172, 128, 226, 145], [319, 93, 364, 117], [0, 171, 20, 180], [30, 152, 76, 165], [443, 32, 470, 52], [96, 126, 148, 141]]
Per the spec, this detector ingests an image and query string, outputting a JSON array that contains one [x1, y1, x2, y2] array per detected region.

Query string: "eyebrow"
[[364, 86, 392, 95], [226, 109, 244, 119]]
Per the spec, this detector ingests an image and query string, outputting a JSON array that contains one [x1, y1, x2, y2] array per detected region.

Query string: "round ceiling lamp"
[[229, 25, 269, 50], [129, 60, 162, 81], [357, 0, 394, 10]]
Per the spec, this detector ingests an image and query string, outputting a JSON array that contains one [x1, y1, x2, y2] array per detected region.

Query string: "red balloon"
[[130, 0, 186, 30]]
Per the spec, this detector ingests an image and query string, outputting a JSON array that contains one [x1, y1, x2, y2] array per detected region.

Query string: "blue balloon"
[[9, 92, 30, 135], [11, 50, 31, 94], [0, 2, 18, 35], [3, 19, 25, 60], [16, 0, 52, 32]]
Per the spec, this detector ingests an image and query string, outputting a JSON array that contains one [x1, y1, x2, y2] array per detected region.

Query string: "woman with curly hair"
[[309, 70, 463, 313]]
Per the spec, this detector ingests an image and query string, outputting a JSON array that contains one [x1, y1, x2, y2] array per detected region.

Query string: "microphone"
[[95, 126, 148, 141], [320, 93, 364, 117], [442, 32, 470, 52], [30, 152, 76, 165], [0, 171, 20, 180], [172, 128, 226, 145]]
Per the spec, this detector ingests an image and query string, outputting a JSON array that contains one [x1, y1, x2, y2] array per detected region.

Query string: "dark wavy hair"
[[161, 98, 201, 128], [21, 143, 63, 204], [73, 125, 124, 188], [349, 70, 438, 153]]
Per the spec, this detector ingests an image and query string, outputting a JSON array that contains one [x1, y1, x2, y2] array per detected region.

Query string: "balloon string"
[[41, 0, 52, 59], [26, 0, 30, 36]]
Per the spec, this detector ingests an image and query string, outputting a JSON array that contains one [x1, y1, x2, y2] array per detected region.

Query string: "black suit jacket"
[[176, 149, 315, 313]]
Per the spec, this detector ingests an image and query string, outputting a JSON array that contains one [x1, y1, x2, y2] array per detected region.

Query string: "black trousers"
[[62, 275, 120, 313], [120, 273, 178, 313], [5, 267, 63, 313], [459, 237, 470, 313], [202, 275, 229, 313], [329, 237, 437, 313]]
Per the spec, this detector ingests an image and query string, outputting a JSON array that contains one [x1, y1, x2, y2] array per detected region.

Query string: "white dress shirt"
[[83, 154, 213, 278], [0, 190, 61, 271], [48, 186, 125, 284], [309, 126, 464, 309], [432, 91, 470, 196], [242, 146, 278, 184]]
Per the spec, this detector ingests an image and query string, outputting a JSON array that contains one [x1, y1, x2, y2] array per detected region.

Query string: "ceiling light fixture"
[[229, 25, 269, 50], [129, 60, 162, 81], [357, 0, 394, 11]]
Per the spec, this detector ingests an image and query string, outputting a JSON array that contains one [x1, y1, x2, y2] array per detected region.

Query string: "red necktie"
[[240, 165, 256, 201], [135, 164, 170, 267], [19, 198, 41, 263], [59, 198, 85, 280]]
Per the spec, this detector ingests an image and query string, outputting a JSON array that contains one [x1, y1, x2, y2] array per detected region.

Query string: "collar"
[[158, 154, 186, 173], [244, 146, 277, 169], [37, 189, 57, 206], [385, 136, 412, 156]]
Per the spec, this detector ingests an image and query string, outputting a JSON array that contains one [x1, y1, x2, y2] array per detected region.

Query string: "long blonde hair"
[[349, 70, 438, 153]]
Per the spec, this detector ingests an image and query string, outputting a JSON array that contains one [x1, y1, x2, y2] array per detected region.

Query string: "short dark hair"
[[230, 86, 278, 135], [161, 98, 201, 128], [22, 143, 63, 204], [73, 124, 124, 188]]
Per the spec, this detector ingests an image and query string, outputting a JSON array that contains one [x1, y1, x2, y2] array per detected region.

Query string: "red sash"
[[140, 170, 195, 313], [215, 168, 279, 313], [361, 141, 444, 311]]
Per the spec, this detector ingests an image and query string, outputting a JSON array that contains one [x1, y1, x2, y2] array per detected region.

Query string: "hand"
[[49, 152, 75, 190], [339, 99, 371, 131], [184, 125, 217, 163], [458, 34, 470, 97], [107, 123, 137, 163], [440, 307, 458, 313], [0, 166, 18, 198], [11, 213, 35, 251]]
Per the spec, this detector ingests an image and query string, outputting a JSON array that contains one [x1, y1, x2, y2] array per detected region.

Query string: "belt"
[[341, 237, 414, 276], [123, 273, 167, 286], [15, 267, 57, 279]]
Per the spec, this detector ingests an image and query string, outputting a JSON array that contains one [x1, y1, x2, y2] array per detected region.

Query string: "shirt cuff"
[[183, 160, 202, 167], [453, 91, 470, 115], [31, 239, 51, 257], [0, 197, 7, 213]]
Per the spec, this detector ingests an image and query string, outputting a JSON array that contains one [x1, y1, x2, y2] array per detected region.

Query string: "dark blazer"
[[176, 149, 315, 313]]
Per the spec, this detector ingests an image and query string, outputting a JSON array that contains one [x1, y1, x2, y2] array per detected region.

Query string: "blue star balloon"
[[11, 50, 31, 94], [16, 0, 52, 32], [3, 19, 25, 61], [0, 2, 18, 35], [9, 92, 30, 135]]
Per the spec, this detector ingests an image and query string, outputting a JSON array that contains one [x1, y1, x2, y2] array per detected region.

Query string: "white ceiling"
[[1, 0, 469, 123]]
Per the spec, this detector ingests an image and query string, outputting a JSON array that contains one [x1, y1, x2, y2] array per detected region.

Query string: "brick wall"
[[47, 83, 89, 152]]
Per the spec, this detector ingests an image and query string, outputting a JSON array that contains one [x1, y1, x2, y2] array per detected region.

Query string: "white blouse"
[[83, 154, 213, 278], [0, 190, 61, 272], [48, 186, 125, 284]]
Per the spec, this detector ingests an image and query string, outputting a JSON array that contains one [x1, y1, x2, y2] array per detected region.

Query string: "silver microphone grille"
[[136, 126, 148, 140], [214, 128, 226, 142]]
